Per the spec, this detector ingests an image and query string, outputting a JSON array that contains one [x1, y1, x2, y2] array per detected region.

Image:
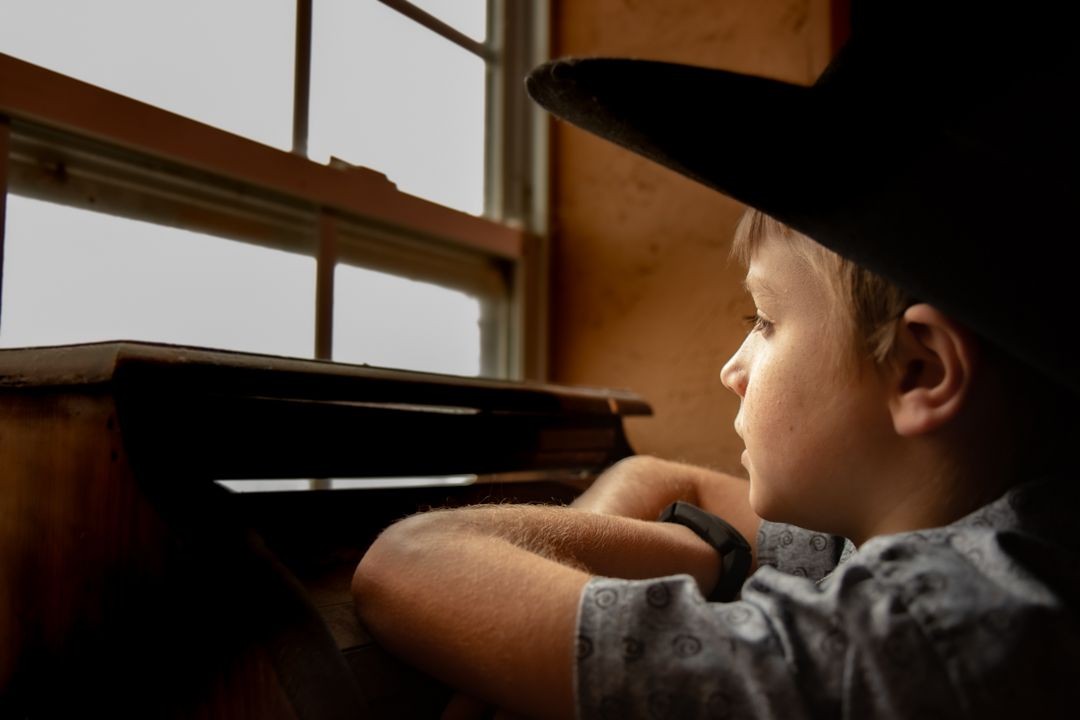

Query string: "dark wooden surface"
[[0, 342, 648, 718]]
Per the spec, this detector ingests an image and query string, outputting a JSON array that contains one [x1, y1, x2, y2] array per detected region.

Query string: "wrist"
[[655, 522, 723, 594]]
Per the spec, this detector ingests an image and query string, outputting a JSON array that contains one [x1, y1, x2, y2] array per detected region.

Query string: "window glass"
[[0, 195, 315, 358], [0, 0, 294, 150], [333, 262, 481, 376], [407, 0, 488, 42], [218, 475, 475, 493], [330, 475, 475, 489], [218, 479, 316, 493], [310, 0, 486, 215]]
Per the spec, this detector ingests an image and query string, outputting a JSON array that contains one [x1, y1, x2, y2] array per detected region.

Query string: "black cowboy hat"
[[526, 2, 1080, 396]]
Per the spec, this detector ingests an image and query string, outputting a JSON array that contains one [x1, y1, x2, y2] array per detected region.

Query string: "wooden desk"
[[0, 342, 649, 718]]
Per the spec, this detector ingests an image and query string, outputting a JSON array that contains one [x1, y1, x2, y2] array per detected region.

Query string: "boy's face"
[[721, 235, 896, 534]]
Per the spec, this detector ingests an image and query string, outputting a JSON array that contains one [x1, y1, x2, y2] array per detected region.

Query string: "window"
[[333, 263, 481, 375], [0, 195, 315, 357], [0, 1, 549, 382]]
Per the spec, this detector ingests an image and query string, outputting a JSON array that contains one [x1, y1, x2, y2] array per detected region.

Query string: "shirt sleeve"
[[575, 560, 962, 719]]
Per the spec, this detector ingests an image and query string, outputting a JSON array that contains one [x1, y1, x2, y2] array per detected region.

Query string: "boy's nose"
[[720, 349, 747, 397]]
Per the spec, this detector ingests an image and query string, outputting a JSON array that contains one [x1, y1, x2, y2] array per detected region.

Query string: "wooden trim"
[[0, 116, 8, 334], [292, 0, 313, 156], [0, 53, 523, 260], [0, 341, 653, 415], [486, 0, 550, 380], [315, 211, 337, 360]]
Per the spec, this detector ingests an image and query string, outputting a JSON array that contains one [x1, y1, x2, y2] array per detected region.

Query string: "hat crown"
[[818, 3, 1078, 106], [525, 3, 1080, 394], [812, 3, 1080, 185]]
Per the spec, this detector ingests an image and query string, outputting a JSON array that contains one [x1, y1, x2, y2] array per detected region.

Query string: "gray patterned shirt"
[[575, 475, 1079, 718]]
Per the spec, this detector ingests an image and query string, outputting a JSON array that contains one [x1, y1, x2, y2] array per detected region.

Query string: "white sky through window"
[[0, 0, 295, 150], [1, 1, 489, 376], [309, 0, 486, 215], [333, 262, 481, 376], [0, 196, 316, 357]]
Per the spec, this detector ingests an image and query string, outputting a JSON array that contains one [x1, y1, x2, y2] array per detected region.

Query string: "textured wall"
[[548, 0, 832, 473]]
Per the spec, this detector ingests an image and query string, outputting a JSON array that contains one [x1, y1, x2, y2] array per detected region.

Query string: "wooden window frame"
[[0, 0, 550, 379]]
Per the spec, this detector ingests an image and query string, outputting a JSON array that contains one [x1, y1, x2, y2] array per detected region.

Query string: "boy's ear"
[[887, 303, 980, 437]]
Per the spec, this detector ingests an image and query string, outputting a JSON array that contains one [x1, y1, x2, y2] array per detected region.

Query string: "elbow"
[[350, 548, 384, 622], [350, 511, 450, 622], [351, 516, 412, 622]]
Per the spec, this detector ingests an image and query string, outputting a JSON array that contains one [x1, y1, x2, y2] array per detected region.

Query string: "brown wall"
[[548, 0, 833, 473]]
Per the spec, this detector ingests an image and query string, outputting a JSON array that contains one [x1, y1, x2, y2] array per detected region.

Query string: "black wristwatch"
[[657, 501, 752, 602]]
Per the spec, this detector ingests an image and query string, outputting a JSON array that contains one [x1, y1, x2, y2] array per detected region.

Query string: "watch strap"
[[657, 500, 752, 602]]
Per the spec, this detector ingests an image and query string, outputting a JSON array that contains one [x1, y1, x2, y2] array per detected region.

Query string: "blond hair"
[[732, 209, 912, 365]]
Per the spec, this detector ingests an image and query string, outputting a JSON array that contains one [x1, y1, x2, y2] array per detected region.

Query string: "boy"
[[353, 4, 1079, 717]]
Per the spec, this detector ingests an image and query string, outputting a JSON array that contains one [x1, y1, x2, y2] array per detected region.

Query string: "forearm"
[[352, 504, 720, 719], [571, 456, 762, 564], [571, 456, 705, 518]]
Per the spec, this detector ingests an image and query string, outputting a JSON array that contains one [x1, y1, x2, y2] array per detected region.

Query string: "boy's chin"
[[747, 481, 777, 521], [748, 482, 801, 527]]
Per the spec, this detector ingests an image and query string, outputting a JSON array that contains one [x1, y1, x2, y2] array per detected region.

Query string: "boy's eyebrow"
[[743, 274, 780, 299]]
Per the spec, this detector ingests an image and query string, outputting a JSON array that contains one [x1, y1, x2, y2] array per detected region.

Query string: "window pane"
[[407, 0, 487, 42], [0, 0, 294, 150], [310, 0, 486, 215], [0, 195, 315, 358], [217, 475, 476, 493], [333, 263, 481, 376], [330, 475, 475, 489], [217, 479, 316, 493]]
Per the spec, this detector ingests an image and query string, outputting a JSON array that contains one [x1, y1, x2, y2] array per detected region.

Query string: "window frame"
[[0, 0, 549, 380]]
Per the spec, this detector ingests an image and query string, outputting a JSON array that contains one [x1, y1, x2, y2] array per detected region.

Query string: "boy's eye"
[[742, 313, 773, 335]]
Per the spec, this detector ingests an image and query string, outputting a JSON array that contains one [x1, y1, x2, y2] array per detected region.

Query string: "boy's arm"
[[572, 455, 762, 565], [352, 504, 722, 720]]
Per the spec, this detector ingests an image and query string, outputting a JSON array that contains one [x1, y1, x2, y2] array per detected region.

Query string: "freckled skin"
[[720, 236, 896, 538]]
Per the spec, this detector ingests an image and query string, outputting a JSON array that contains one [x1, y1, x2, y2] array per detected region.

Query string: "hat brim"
[[526, 58, 821, 219], [525, 57, 900, 283]]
